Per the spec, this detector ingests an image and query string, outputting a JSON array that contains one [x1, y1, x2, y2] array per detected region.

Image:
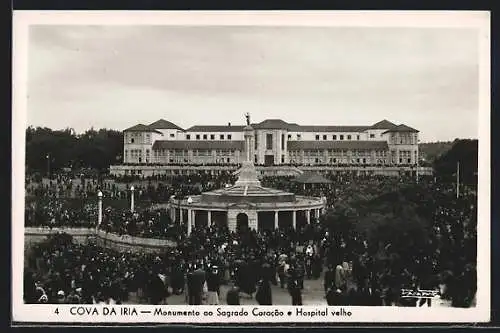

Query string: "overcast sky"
[[27, 25, 479, 142]]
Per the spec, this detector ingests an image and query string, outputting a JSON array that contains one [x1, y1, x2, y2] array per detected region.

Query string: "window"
[[297, 134, 301, 140], [203, 134, 208, 140], [266, 134, 273, 150], [254, 155, 258, 164], [357, 135, 360, 140], [227, 158, 230, 163], [186, 134, 191, 140], [170, 133, 175, 138], [228, 134, 232, 140], [220, 134, 224, 140], [399, 158, 403, 163], [210, 134, 215, 140], [130, 138, 135, 144], [196, 134, 200, 140], [363, 158, 366, 164], [333, 158, 337, 163], [255, 135, 258, 149], [347, 135, 352, 140], [281, 155, 285, 163], [315, 135, 320, 141], [288, 134, 292, 139], [281, 134, 285, 150], [323, 135, 327, 140], [332, 135, 337, 140], [340, 135, 344, 140], [370, 134, 375, 139], [357, 158, 360, 163]]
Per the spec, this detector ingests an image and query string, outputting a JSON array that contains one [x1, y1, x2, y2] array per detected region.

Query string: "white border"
[[12, 11, 491, 324]]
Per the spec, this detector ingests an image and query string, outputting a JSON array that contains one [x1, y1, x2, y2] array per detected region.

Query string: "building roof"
[[382, 124, 419, 134], [297, 125, 370, 132], [287, 140, 389, 150], [152, 140, 245, 150], [253, 119, 293, 130], [148, 119, 184, 131], [124, 124, 162, 134], [294, 172, 333, 184], [185, 125, 246, 132], [370, 119, 398, 130]]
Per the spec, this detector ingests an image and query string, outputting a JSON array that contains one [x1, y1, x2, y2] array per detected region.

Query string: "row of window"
[[288, 149, 388, 156], [126, 133, 151, 145], [130, 148, 398, 158], [315, 134, 362, 141], [152, 149, 236, 157], [290, 157, 388, 164], [186, 134, 233, 140], [390, 134, 418, 145]]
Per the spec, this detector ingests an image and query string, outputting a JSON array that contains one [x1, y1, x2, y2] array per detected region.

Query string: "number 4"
[[54, 308, 59, 315]]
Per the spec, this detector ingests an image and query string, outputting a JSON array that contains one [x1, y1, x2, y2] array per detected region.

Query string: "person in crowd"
[[205, 265, 221, 305], [24, 172, 476, 308], [287, 267, 303, 306], [226, 281, 241, 305], [255, 276, 273, 305]]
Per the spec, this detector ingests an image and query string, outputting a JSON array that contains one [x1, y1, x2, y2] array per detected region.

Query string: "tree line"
[[25, 126, 123, 174]]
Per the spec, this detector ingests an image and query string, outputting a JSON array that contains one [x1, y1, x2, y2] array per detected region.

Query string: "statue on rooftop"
[[245, 112, 250, 126]]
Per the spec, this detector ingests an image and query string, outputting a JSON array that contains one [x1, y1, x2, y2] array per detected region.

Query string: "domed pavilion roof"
[[200, 161, 297, 204]]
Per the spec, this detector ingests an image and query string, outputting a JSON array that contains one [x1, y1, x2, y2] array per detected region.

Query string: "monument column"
[[180, 208, 184, 224], [207, 210, 212, 227], [292, 210, 297, 230], [274, 210, 279, 230], [306, 209, 311, 224], [315, 208, 320, 221]]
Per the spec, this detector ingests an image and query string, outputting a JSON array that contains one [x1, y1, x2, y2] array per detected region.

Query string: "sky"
[[27, 25, 480, 142]]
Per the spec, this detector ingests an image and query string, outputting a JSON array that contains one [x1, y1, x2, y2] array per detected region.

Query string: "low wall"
[[24, 227, 177, 254]]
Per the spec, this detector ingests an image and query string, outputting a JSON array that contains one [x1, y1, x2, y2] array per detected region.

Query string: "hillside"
[[419, 141, 454, 163]]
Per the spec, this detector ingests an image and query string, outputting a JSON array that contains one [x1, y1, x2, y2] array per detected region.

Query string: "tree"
[[25, 126, 123, 174], [434, 139, 478, 185]]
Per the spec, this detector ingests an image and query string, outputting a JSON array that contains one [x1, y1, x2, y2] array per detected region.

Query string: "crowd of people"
[[24, 171, 477, 307]]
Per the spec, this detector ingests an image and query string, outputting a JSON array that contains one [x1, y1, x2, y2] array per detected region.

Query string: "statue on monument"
[[245, 112, 250, 126]]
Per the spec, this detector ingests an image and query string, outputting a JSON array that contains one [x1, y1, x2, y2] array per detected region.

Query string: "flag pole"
[[456, 161, 460, 199]]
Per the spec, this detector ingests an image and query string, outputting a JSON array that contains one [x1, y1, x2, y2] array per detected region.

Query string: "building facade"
[[122, 118, 419, 168]]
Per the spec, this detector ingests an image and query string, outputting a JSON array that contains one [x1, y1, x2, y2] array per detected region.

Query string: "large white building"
[[121, 118, 419, 167]]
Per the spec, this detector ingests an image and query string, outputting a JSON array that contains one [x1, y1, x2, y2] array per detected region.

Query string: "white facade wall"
[[123, 131, 156, 164], [122, 121, 419, 167]]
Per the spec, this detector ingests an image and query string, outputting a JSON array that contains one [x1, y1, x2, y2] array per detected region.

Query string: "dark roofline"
[[369, 119, 398, 130], [382, 124, 419, 134], [148, 119, 184, 131], [124, 124, 162, 134], [185, 125, 246, 132]]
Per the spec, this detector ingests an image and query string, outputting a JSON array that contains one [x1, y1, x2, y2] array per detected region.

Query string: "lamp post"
[[97, 190, 103, 232], [187, 196, 193, 236], [46, 153, 51, 178], [130, 185, 135, 212]]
